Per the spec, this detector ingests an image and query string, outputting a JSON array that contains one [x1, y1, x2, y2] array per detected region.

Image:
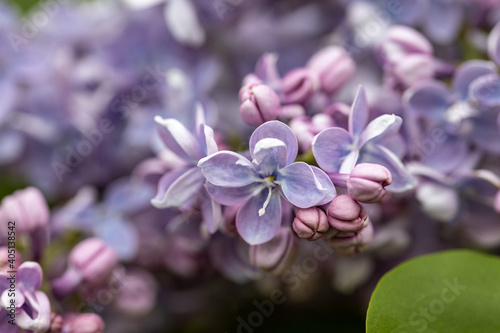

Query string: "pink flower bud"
[[62, 313, 105, 333], [326, 221, 374, 257], [48, 313, 63, 333], [347, 163, 392, 203], [306, 46, 356, 94], [52, 238, 118, 298], [249, 228, 298, 275], [290, 113, 335, 152], [378, 26, 433, 65], [327, 195, 368, 232], [281, 68, 318, 104], [292, 207, 329, 241], [239, 83, 281, 126]]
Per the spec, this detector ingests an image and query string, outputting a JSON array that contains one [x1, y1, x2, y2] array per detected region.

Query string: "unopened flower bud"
[[281, 68, 318, 104], [326, 221, 374, 257], [306, 46, 355, 94], [327, 195, 368, 232], [48, 313, 63, 333], [239, 83, 281, 126], [347, 163, 392, 203], [378, 26, 433, 64], [292, 207, 329, 241], [62, 313, 105, 333], [249, 228, 298, 275], [52, 238, 118, 298]]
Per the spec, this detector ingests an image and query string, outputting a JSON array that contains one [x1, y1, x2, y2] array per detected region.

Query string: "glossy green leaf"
[[366, 250, 500, 333]]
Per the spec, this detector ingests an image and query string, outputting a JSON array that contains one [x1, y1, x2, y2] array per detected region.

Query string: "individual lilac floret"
[[325, 221, 374, 257], [249, 228, 298, 275], [312, 86, 415, 193], [326, 195, 368, 233], [52, 238, 118, 298], [198, 121, 335, 245], [239, 83, 282, 126], [488, 22, 500, 66], [410, 164, 500, 248], [292, 207, 329, 241], [347, 163, 392, 204], [404, 60, 500, 169], [281, 68, 318, 105], [151, 105, 222, 233], [0, 262, 51, 333], [49, 313, 63, 333], [0, 187, 49, 260], [305, 46, 356, 95], [61, 313, 105, 333], [377, 25, 435, 89], [289, 113, 335, 153]]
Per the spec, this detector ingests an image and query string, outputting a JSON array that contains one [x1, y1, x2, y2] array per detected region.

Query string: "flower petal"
[[252, 138, 287, 176], [249, 121, 298, 166], [488, 22, 500, 66], [312, 127, 353, 173], [349, 86, 369, 138], [403, 80, 451, 123], [423, 0, 463, 44], [201, 194, 223, 234], [452, 60, 497, 99], [198, 151, 259, 187], [359, 114, 402, 147], [360, 144, 417, 193], [155, 116, 204, 163], [416, 181, 460, 222], [95, 217, 139, 261], [339, 149, 359, 174], [195, 103, 218, 156], [236, 191, 281, 245], [16, 290, 51, 332], [469, 74, 500, 109], [470, 111, 500, 154], [277, 162, 327, 208], [17, 261, 43, 291], [164, 0, 205, 47], [122, 0, 164, 10], [104, 178, 155, 214], [151, 168, 205, 208], [205, 182, 262, 206], [311, 166, 336, 206]]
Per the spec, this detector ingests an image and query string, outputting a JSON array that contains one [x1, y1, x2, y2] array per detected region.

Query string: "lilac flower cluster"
[[0, 0, 500, 331]]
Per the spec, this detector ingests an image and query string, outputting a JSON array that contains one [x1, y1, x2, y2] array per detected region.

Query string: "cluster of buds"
[[377, 25, 438, 89], [292, 163, 391, 256], [238, 46, 355, 127]]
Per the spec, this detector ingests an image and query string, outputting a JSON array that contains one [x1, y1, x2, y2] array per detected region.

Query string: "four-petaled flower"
[[312, 86, 416, 192], [199, 121, 335, 245]]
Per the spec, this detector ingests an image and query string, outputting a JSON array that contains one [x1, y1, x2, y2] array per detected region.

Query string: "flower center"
[[258, 176, 278, 216]]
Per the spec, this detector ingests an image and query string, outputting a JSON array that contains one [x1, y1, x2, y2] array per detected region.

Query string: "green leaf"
[[366, 250, 500, 333]]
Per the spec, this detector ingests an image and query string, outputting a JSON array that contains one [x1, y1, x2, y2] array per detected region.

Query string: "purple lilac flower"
[[151, 104, 222, 233], [403, 60, 500, 172], [198, 120, 335, 244], [410, 163, 500, 248], [0, 262, 51, 333], [312, 86, 416, 192]]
